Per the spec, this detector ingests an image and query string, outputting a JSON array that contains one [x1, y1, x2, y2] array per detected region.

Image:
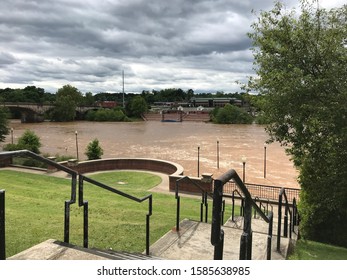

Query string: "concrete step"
[[8, 239, 162, 260], [7, 218, 296, 260], [149, 219, 294, 260]]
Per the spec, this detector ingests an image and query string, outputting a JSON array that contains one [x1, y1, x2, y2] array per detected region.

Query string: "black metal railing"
[[0, 190, 5, 260], [0, 150, 77, 260], [78, 174, 153, 255], [211, 169, 273, 260], [254, 196, 270, 218], [175, 176, 213, 231], [277, 188, 299, 252], [221, 189, 245, 222], [222, 181, 300, 203]]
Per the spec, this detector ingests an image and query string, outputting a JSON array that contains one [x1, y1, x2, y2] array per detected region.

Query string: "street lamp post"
[[197, 146, 200, 177], [75, 131, 79, 161], [217, 140, 219, 169], [264, 143, 267, 178], [10, 128, 13, 144], [242, 156, 247, 183]]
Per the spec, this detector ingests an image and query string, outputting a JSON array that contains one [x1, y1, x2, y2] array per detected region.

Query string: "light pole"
[[197, 146, 200, 177], [264, 143, 267, 178], [217, 140, 219, 169], [242, 156, 247, 183], [10, 128, 13, 144], [75, 131, 79, 161]]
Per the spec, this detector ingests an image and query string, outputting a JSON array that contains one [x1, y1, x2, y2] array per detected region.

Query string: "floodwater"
[[3, 120, 299, 189]]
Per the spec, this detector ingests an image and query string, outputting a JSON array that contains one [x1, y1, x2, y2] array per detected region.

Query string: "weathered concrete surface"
[[149, 219, 294, 260], [8, 239, 162, 260]]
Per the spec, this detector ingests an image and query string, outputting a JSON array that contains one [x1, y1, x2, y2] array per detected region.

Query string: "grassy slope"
[[3, 169, 345, 260], [289, 240, 347, 260], [0, 170, 208, 257]]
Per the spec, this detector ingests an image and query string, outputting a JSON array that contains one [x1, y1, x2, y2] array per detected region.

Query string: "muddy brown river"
[[3, 120, 299, 189]]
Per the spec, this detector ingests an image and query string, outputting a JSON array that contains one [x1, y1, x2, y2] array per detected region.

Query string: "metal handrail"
[[0, 150, 78, 260], [231, 189, 244, 221], [0, 190, 5, 260], [277, 188, 296, 252], [211, 169, 272, 260], [175, 176, 213, 231], [254, 196, 268, 218], [78, 174, 153, 255]]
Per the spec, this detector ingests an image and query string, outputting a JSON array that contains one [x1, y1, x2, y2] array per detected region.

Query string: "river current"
[[3, 120, 299, 189]]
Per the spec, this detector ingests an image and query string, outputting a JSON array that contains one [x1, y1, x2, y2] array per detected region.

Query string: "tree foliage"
[[85, 138, 103, 160], [248, 1, 347, 246], [49, 85, 83, 121], [86, 108, 129, 122], [15, 130, 41, 153], [211, 104, 253, 124], [127, 96, 148, 118]]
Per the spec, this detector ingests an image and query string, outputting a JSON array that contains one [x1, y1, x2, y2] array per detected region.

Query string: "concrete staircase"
[[8, 216, 296, 260], [148, 218, 295, 260]]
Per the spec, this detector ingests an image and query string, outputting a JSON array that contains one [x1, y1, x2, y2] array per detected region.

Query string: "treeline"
[[0, 86, 249, 105], [0, 85, 262, 124]]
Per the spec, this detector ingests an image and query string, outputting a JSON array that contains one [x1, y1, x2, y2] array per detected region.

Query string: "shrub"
[[85, 138, 103, 160]]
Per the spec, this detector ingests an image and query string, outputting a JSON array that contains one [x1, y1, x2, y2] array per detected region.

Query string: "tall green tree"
[[50, 85, 83, 121], [248, 1, 347, 246], [128, 96, 148, 118]]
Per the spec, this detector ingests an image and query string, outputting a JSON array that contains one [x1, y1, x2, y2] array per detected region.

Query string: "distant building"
[[190, 97, 242, 108], [96, 101, 117, 108]]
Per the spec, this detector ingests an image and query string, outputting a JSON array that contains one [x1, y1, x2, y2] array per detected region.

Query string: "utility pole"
[[122, 70, 125, 108]]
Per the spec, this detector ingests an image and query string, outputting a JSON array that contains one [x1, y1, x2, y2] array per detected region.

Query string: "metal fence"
[[221, 181, 300, 203]]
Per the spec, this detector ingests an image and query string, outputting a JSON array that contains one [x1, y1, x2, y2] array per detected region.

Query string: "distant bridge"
[[1, 102, 100, 123]]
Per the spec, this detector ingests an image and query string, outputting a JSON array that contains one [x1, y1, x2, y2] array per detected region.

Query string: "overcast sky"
[[0, 0, 344, 94]]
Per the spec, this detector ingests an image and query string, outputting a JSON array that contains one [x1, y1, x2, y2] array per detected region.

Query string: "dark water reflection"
[[4, 120, 299, 189]]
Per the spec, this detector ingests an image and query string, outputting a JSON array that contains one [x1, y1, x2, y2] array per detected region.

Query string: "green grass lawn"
[[3, 169, 345, 260], [288, 239, 347, 260], [0, 170, 213, 257]]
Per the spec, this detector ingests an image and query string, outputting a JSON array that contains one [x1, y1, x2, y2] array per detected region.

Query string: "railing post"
[[221, 200, 225, 225], [146, 195, 152, 255], [267, 213, 273, 260], [175, 180, 180, 231], [231, 192, 235, 221], [211, 179, 224, 260], [83, 202, 89, 248], [243, 196, 253, 260], [240, 199, 244, 216], [277, 192, 283, 252], [64, 200, 70, 243], [284, 207, 288, 238], [0, 190, 5, 260], [176, 196, 180, 231], [205, 192, 208, 223], [293, 198, 297, 226]]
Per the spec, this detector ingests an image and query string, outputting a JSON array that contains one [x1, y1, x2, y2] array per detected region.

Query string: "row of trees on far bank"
[[1, 84, 258, 123]]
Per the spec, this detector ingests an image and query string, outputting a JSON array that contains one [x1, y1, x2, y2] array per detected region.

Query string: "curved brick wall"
[[60, 158, 184, 176], [58, 158, 212, 194]]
